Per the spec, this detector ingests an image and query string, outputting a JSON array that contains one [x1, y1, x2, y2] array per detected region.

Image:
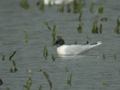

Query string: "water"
[[0, 0, 120, 90]]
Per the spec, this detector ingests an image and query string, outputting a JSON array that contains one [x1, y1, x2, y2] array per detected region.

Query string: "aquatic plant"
[[10, 60, 18, 73], [0, 78, 3, 86], [24, 70, 32, 90], [99, 23, 103, 34], [66, 3, 71, 13], [98, 5, 104, 14], [100, 17, 108, 22], [66, 72, 72, 87], [37, 0, 45, 12], [58, 3, 65, 13], [51, 25, 57, 45], [20, 0, 29, 10], [39, 85, 42, 90], [78, 12, 82, 21], [1, 55, 5, 61], [73, 0, 84, 13], [77, 23, 83, 33], [89, 2, 95, 13], [91, 21, 99, 34], [102, 54, 106, 60], [51, 54, 56, 62], [114, 17, 120, 34], [113, 54, 117, 61], [6, 87, 10, 90], [24, 31, 29, 44], [9, 51, 16, 61], [44, 22, 57, 45], [43, 46, 48, 60], [40, 69, 53, 90], [44, 22, 52, 31], [102, 80, 108, 87], [65, 67, 72, 87]]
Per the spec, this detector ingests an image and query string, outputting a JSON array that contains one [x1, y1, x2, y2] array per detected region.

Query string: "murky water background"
[[0, 0, 120, 90]]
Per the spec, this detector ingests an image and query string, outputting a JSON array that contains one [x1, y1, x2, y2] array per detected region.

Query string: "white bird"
[[54, 36, 102, 56], [43, 0, 74, 5]]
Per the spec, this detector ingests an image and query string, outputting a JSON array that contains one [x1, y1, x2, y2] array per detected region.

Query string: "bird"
[[0, 79, 3, 86], [54, 36, 102, 56], [37, 0, 74, 5]]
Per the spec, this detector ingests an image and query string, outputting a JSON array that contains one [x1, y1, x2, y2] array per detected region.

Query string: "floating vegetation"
[[24, 31, 29, 44], [10, 60, 18, 73], [24, 70, 32, 90], [98, 5, 104, 14], [43, 46, 48, 60], [40, 69, 52, 90], [9, 51, 16, 61], [20, 0, 30, 10], [37, 0, 45, 12], [89, 2, 95, 13], [114, 17, 120, 34]]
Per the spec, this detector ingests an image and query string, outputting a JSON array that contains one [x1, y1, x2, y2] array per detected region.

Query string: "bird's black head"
[[54, 36, 65, 46]]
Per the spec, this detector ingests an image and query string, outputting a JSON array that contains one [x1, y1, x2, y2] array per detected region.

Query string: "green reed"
[[40, 69, 53, 90], [92, 21, 99, 34], [102, 53, 106, 60], [10, 60, 18, 73], [99, 23, 103, 34], [37, 0, 45, 12], [66, 72, 72, 87], [89, 2, 95, 13], [39, 85, 42, 90], [44, 22, 57, 45], [24, 70, 32, 90], [77, 23, 83, 33], [43, 46, 48, 60], [9, 51, 16, 61], [73, 0, 83, 13], [114, 17, 120, 34], [24, 31, 29, 44], [1, 54, 5, 61], [51, 54, 56, 62], [66, 3, 72, 13], [98, 5, 104, 14], [20, 0, 29, 10], [58, 3, 65, 13]]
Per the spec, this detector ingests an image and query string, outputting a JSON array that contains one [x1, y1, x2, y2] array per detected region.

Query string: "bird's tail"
[[97, 41, 102, 46]]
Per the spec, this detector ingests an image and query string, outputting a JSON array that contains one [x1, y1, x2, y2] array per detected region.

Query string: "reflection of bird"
[[0, 79, 3, 86], [39, 0, 74, 5], [54, 36, 102, 56]]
